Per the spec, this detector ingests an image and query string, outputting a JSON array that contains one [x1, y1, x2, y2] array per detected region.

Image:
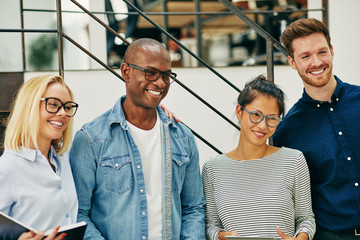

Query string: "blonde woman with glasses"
[[0, 75, 79, 240]]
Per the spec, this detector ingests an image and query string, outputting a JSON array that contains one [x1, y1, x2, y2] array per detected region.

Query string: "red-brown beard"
[[298, 64, 333, 88]]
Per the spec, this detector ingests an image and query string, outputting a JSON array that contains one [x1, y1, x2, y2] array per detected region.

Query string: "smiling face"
[[288, 32, 334, 88], [38, 83, 71, 149], [237, 94, 279, 147], [122, 44, 171, 110]]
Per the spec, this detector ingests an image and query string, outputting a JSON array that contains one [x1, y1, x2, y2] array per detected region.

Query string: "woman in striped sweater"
[[202, 75, 315, 240]]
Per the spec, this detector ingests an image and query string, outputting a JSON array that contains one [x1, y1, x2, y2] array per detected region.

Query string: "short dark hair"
[[237, 75, 285, 117], [280, 18, 331, 58]]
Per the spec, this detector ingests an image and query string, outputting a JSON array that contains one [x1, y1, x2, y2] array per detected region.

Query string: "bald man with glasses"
[[70, 38, 205, 240]]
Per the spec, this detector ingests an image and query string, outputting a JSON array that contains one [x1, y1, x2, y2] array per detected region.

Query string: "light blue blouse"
[[0, 146, 78, 231]]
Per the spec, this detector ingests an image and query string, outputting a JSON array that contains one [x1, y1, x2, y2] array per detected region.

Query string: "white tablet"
[[225, 237, 280, 240]]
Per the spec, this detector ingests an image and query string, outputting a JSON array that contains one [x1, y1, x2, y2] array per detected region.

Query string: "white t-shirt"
[[127, 113, 163, 239]]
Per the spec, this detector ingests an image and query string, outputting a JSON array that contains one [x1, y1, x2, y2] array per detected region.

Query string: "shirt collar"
[[107, 95, 174, 129], [301, 75, 344, 104], [6, 146, 56, 162]]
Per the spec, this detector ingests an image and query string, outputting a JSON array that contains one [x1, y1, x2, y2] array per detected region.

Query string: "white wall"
[[329, 0, 360, 83], [24, 0, 360, 167]]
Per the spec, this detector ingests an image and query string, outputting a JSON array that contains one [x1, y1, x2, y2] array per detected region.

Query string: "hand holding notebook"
[[0, 212, 86, 240]]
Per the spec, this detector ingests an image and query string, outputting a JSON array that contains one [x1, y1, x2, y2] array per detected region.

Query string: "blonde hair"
[[4, 74, 75, 155]]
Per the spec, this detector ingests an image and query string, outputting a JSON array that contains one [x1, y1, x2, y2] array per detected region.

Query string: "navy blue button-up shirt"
[[273, 76, 360, 232]]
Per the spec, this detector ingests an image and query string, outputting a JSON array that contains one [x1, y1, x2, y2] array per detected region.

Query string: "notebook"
[[0, 211, 87, 240]]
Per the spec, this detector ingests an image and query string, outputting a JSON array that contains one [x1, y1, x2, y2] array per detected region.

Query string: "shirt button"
[[137, 165, 141, 169], [347, 157, 351, 161], [336, 98, 339, 101], [330, 108, 334, 111], [317, 104, 320, 108], [65, 213, 69, 218], [142, 236, 146, 240], [339, 131, 343, 135], [142, 211, 146, 216], [355, 182, 359, 187], [140, 189, 144, 193], [115, 163, 119, 167], [58, 185, 62, 190]]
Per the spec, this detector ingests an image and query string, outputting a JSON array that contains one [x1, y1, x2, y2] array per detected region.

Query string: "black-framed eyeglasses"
[[126, 63, 177, 84], [241, 106, 281, 128], [40, 97, 79, 117]]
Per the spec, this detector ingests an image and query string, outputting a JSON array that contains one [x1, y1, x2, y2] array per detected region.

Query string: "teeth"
[[49, 121, 63, 126], [253, 131, 266, 138], [148, 90, 161, 96], [310, 69, 324, 75]]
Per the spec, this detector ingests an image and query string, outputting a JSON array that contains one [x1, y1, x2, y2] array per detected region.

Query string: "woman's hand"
[[277, 227, 308, 240], [18, 226, 67, 240], [218, 230, 238, 240], [160, 105, 181, 122]]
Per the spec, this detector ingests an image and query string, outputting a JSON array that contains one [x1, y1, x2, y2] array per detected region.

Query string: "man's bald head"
[[123, 38, 169, 64]]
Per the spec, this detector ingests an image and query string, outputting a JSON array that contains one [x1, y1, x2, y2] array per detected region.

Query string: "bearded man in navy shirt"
[[273, 18, 360, 240]]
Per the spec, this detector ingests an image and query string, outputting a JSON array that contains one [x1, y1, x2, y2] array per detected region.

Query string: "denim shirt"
[[70, 96, 205, 240]]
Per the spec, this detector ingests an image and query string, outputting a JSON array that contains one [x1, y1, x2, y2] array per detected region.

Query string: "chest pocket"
[[171, 153, 189, 192], [101, 156, 134, 194]]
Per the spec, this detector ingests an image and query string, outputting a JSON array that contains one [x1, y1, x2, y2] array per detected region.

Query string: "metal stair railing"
[[67, 0, 243, 154], [65, 0, 326, 155], [218, 0, 288, 82], [0, 0, 226, 154], [217, 0, 326, 82], [0, 0, 326, 154]]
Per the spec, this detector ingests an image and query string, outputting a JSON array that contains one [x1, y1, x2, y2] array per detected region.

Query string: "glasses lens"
[[46, 98, 61, 113], [145, 69, 160, 81], [45, 98, 78, 117], [266, 116, 280, 127], [169, 73, 176, 84], [64, 102, 78, 117], [163, 72, 171, 80], [249, 111, 263, 123]]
